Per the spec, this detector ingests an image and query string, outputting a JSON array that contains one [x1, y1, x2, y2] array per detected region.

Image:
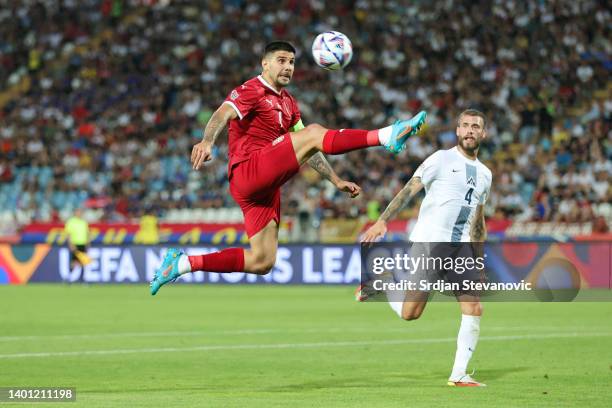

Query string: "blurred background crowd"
[[0, 0, 609, 235]]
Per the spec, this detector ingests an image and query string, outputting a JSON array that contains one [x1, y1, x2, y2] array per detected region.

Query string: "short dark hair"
[[263, 41, 296, 58], [458, 109, 487, 127]]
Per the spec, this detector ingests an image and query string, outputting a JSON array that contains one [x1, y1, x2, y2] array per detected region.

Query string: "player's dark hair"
[[458, 109, 487, 127], [263, 41, 296, 58]]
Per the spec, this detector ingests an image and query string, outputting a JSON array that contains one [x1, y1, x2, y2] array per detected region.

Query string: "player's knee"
[[250, 254, 276, 275], [400, 309, 422, 321], [304, 123, 326, 134], [250, 260, 273, 275], [303, 123, 327, 140], [463, 302, 482, 316], [300, 123, 328, 151], [251, 263, 272, 275]]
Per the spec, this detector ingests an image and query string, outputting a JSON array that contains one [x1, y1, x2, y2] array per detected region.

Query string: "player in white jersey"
[[408, 147, 492, 242], [359, 109, 492, 387]]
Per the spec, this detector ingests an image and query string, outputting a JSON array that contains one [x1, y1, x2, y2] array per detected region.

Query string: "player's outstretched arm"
[[191, 103, 238, 170], [307, 152, 361, 198], [362, 176, 424, 242]]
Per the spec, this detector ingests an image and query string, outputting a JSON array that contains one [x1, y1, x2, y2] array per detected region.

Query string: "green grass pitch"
[[1, 285, 611, 407]]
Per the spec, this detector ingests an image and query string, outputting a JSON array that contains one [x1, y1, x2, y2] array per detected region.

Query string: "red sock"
[[322, 129, 379, 154], [188, 248, 245, 273]]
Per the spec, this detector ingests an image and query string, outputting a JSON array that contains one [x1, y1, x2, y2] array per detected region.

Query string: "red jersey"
[[223, 75, 301, 172]]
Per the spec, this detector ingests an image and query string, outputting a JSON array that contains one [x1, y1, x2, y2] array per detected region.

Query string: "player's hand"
[[335, 180, 361, 198], [191, 141, 213, 170], [361, 220, 387, 243]]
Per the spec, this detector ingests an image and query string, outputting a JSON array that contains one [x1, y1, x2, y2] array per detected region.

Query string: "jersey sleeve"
[[223, 83, 263, 119], [413, 150, 442, 186], [479, 171, 493, 204]]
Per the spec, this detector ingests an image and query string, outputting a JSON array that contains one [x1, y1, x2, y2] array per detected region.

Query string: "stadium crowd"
[[0, 0, 610, 234]]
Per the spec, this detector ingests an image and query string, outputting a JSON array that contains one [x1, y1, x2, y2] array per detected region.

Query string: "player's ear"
[[261, 57, 268, 72]]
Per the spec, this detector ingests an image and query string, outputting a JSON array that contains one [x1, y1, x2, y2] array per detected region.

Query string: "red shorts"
[[229, 134, 300, 237]]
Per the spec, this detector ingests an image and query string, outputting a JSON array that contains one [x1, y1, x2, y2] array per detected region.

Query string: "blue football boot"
[[384, 110, 427, 153], [150, 248, 183, 295]]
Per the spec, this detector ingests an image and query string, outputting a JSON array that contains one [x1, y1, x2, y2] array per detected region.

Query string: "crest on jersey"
[[231, 90, 239, 100], [465, 164, 477, 187]]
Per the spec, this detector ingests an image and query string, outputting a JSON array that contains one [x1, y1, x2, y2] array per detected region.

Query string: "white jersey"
[[409, 147, 492, 242]]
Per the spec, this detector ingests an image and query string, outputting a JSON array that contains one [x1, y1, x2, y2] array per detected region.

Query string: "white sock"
[[450, 314, 481, 380], [378, 271, 404, 318], [388, 301, 403, 318], [177, 254, 191, 275], [377, 125, 393, 145]]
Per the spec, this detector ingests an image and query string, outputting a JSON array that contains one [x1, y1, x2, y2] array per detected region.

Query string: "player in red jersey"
[[150, 41, 427, 295]]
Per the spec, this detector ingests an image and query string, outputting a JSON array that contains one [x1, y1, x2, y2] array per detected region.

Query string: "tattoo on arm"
[[307, 152, 340, 184], [380, 177, 424, 222], [470, 205, 487, 242], [202, 106, 235, 145]]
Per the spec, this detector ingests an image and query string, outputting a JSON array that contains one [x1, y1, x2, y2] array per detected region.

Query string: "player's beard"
[[459, 136, 480, 154]]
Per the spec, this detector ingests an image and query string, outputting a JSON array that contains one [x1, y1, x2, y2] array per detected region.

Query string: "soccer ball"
[[311, 31, 353, 70]]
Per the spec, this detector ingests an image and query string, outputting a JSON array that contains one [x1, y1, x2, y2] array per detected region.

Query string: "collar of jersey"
[[257, 75, 282, 95], [452, 146, 479, 163]]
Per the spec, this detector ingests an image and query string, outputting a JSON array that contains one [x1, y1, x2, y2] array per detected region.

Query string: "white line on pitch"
[[0, 329, 278, 342], [0, 325, 601, 343], [0, 327, 441, 342], [0, 327, 460, 343], [0, 332, 609, 359]]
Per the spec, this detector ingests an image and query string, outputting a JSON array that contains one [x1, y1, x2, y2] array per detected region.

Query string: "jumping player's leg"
[[237, 219, 279, 275], [149, 190, 285, 295], [178, 220, 279, 275], [289, 110, 427, 164], [448, 295, 484, 386], [150, 221, 279, 295]]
